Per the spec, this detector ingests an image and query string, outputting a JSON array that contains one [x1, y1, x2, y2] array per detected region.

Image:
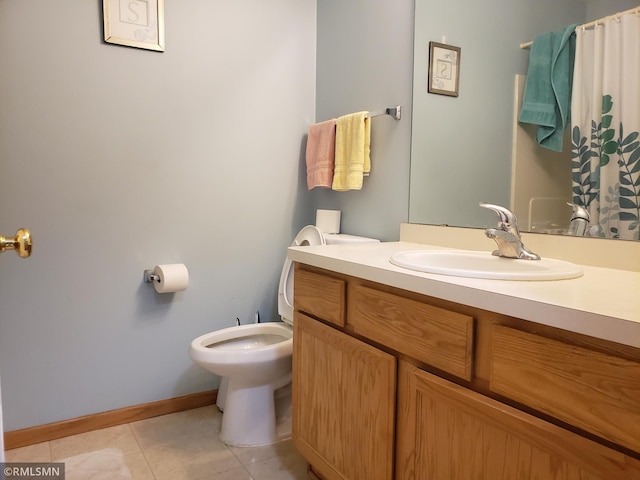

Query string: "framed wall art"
[[103, 0, 165, 52], [428, 42, 460, 97]]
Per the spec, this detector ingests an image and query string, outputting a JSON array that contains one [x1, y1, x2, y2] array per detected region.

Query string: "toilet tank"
[[323, 233, 380, 245]]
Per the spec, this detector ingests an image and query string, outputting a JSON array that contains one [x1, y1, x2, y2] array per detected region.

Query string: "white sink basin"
[[389, 250, 583, 281]]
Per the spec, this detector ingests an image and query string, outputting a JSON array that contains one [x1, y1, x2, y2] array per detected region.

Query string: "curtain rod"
[[520, 5, 640, 49]]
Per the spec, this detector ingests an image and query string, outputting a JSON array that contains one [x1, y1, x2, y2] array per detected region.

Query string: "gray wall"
[[0, 0, 316, 431], [586, 0, 638, 19], [311, 0, 415, 241]]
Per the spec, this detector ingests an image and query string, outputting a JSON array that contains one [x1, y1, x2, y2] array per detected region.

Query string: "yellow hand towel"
[[331, 111, 371, 191]]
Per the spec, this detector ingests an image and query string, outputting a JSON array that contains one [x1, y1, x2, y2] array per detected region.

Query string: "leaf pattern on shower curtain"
[[571, 96, 640, 239], [617, 125, 640, 235], [570, 12, 640, 240]]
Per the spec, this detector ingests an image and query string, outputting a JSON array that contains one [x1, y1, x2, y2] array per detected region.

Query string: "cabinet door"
[[396, 361, 640, 480], [293, 312, 396, 480]]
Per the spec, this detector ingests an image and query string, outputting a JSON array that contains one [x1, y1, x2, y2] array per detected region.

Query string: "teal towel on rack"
[[519, 24, 578, 152]]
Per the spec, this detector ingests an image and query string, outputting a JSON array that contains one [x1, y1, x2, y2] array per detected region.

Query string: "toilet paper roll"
[[153, 264, 189, 293], [316, 209, 341, 234]]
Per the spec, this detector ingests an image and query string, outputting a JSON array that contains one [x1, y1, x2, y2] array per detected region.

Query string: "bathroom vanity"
[[288, 235, 640, 480]]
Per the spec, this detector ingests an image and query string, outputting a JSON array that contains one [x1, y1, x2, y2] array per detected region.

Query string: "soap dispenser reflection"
[[567, 203, 590, 236]]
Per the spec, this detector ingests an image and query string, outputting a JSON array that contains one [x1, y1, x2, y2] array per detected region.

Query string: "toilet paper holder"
[[143, 263, 190, 293], [144, 269, 159, 283]]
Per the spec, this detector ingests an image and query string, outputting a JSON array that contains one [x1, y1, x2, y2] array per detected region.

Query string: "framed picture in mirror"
[[103, 0, 165, 52], [428, 42, 460, 97]]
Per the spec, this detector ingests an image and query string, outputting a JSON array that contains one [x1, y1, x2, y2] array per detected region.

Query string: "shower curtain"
[[571, 12, 640, 240]]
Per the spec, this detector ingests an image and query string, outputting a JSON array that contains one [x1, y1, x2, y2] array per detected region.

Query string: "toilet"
[[189, 225, 379, 447]]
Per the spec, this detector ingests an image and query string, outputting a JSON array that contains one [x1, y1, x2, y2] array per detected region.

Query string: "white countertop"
[[288, 241, 640, 348]]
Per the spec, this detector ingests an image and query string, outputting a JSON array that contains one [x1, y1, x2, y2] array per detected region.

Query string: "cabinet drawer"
[[350, 285, 474, 380], [294, 267, 346, 327], [490, 326, 640, 453]]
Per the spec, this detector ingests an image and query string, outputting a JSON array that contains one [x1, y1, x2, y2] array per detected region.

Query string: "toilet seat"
[[278, 225, 325, 325], [190, 323, 293, 381]]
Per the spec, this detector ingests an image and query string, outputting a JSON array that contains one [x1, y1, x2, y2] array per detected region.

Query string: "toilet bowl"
[[189, 225, 378, 447], [190, 323, 293, 446]]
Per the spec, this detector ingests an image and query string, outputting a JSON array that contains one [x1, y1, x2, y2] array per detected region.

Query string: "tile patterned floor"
[[4, 406, 308, 480]]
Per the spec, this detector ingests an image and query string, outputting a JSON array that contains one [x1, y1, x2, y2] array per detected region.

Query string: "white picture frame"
[[103, 0, 165, 52]]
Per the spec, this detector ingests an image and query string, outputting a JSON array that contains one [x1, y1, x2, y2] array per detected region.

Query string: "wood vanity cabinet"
[[291, 264, 640, 480]]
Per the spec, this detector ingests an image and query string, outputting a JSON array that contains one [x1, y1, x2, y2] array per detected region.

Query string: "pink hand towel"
[[306, 118, 337, 190]]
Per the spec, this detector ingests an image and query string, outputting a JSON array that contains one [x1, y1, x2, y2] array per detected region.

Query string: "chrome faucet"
[[567, 203, 590, 236], [479, 203, 540, 260]]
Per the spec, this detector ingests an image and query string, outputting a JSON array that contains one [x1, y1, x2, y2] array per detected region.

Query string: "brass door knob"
[[0, 228, 32, 258]]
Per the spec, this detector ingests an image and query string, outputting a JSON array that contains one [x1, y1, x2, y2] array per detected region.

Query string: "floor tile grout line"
[[125, 423, 145, 455], [126, 421, 158, 480], [136, 444, 159, 480], [122, 422, 145, 458], [222, 442, 256, 478], [214, 459, 255, 480]]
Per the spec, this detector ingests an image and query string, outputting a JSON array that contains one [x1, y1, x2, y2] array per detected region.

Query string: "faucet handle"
[[479, 203, 540, 260], [566, 202, 590, 222], [479, 202, 520, 232]]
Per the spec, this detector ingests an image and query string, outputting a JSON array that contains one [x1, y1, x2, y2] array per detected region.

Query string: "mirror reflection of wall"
[[511, 74, 573, 235], [410, 0, 639, 241]]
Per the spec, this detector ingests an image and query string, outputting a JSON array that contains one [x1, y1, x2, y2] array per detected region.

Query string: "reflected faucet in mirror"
[[567, 203, 590, 237], [480, 203, 541, 260]]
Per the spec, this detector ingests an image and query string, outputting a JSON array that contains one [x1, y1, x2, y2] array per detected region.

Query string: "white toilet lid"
[[278, 226, 326, 324], [291, 225, 325, 247]]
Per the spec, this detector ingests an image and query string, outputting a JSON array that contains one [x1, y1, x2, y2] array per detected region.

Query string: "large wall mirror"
[[410, 0, 639, 240]]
